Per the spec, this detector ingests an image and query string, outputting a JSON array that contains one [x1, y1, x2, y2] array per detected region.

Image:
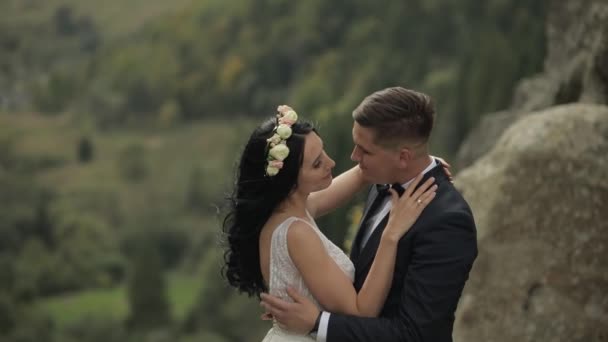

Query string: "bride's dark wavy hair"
[[222, 116, 316, 297]]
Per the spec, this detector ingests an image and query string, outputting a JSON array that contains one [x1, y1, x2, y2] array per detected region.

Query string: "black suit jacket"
[[328, 163, 478, 342]]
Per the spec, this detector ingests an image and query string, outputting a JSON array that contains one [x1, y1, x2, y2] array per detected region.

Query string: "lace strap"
[[269, 217, 316, 288], [271, 217, 317, 245]]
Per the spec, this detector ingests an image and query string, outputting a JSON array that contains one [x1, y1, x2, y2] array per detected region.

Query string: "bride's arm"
[[286, 220, 397, 317], [306, 158, 451, 219], [307, 165, 368, 219], [289, 176, 436, 317]]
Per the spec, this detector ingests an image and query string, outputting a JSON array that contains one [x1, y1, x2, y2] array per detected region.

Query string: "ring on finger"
[[416, 198, 422, 205]]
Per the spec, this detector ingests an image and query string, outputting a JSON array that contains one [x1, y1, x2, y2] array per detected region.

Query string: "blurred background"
[[1, 0, 606, 341]]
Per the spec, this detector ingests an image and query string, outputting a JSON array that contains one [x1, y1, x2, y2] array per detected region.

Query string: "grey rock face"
[[454, 110, 521, 170], [529, 0, 608, 107], [456, 0, 608, 169], [453, 104, 608, 342]]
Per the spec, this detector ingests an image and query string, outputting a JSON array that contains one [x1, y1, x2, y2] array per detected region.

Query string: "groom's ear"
[[397, 147, 412, 168]]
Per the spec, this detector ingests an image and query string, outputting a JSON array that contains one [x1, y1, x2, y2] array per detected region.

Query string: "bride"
[[222, 106, 438, 341]]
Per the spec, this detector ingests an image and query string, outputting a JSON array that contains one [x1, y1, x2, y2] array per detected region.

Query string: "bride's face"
[[296, 133, 335, 194]]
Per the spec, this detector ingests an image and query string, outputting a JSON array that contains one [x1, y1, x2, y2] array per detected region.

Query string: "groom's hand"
[[260, 287, 320, 334]]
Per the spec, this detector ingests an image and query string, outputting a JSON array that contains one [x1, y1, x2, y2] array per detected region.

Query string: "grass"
[[37, 272, 202, 328], [40, 285, 127, 326]]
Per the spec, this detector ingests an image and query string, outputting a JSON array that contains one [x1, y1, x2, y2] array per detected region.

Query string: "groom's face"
[[351, 122, 400, 184]]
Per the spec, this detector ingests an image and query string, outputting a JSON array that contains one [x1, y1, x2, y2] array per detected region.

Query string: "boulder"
[[453, 104, 608, 342]]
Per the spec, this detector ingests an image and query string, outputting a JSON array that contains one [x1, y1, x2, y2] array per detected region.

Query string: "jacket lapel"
[[350, 186, 381, 263], [354, 214, 390, 278], [353, 162, 449, 280]]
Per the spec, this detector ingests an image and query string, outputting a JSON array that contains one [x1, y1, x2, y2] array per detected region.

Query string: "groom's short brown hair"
[[352, 87, 435, 149]]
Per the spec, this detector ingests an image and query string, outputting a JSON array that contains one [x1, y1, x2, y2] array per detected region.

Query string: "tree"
[[185, 166, 205, 213], [126, 237, 171, 331], [54, 6, 77, 36], [117, 143, 148, 182], [77, 136, 94, 163]]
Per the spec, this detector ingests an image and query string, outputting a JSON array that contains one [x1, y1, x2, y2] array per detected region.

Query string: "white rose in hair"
[[269, 160, 284, 168], [283, 110, 298, 122], [269, 144, 290, 161], [267, 134, 281, 146], [277, 105, 293, 114], [276, 124, 292, 139], [279, 110, 298, 125], [266, 166, 279, 176]]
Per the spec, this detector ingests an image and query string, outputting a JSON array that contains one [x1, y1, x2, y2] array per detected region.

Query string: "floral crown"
[[265, 105, 299, 176]]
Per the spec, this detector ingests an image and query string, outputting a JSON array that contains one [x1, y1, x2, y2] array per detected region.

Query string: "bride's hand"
[[433, 156, 453, 182], [383, 174, 437, 242]]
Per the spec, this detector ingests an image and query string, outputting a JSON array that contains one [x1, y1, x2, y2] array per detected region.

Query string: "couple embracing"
[[223, 87, 477, 342]]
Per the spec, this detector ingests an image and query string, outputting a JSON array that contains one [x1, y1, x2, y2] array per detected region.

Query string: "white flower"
[[277, 105, 294, 114], [266, 133, 281, 146], [283, 110, 298, 122], [279, 110, 298, 125], [266, 159, 284, 176], [276, 124, 292, 139], [269, 144, 290, 161], [269, 160, 284, 169], [266, 165, 280, 176]]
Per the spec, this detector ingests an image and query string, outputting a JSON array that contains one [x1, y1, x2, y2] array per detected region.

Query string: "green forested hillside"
[[0, 0, 195, 37], [1, 0, 547, 341], [0, 112, 262, 341]]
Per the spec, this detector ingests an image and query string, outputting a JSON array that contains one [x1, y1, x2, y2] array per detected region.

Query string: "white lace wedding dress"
[[261, 215, 355, 341]]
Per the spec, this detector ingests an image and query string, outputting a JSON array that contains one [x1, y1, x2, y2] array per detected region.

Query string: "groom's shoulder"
[[434, 182, 474, 219]]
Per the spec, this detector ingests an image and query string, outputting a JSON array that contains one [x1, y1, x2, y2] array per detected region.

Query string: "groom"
[[261, 87, 477, 341]]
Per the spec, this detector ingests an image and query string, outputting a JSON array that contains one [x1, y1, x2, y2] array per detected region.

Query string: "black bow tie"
[[375, 183, 406, 197]]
